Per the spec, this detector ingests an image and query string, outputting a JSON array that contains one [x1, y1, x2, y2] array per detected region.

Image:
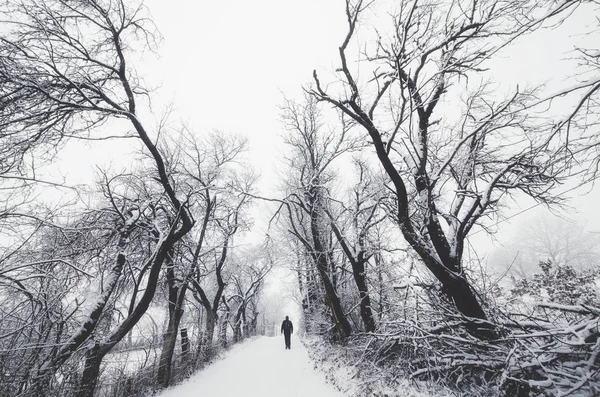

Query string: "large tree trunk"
[[205, 311, 217, 349], [180, 328, 190, 365], [219, 316, 228, 347], [352, 262, 376, 332], [75, 345, 104, 397], [233, 310, 242, 343], [157, 250, 189, 388], [361, 125, 494, 338], [196, 310, 217, 363], [330, 220, 376, 333], [404, 226, 494, 338], [310, 192, 352, 338], [249, 311, 258, 336], [315, 264, 352, 337], [156, 304, 184, 388], [232, 303, 246, 343]]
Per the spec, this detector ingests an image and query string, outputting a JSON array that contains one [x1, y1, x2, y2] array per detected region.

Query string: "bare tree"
[[189, 181, 253, 358], [279, 93, 364, 338], [0, 209, 102, 395], [0, 0, 195, 395], [533, 3, 600, 182], [311, 0, 586, 337], [156, 131, 251, 388], [73, 168, 192, 397], [228, 252, 271, 342], [325, 158, 387, 332]]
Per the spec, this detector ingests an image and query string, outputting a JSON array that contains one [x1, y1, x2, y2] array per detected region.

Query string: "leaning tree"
[[311, 0, 590, 337], [0, 0, 195, 395]]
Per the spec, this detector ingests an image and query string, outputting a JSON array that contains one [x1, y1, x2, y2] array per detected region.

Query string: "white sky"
[[141, 0, 348, 192]]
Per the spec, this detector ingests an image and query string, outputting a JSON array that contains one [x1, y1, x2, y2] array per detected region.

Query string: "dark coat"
[[281, 319, 293, 336]]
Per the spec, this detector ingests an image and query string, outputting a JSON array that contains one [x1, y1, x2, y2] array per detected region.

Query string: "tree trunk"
[[329, 219, 376, 333], [219, 316, 228, 347], [157, 248, 189, 389], [181, 328, 190, 365], [315, 263, 352, 337], [205, 311, 216, 349], [249, 311, 258, 336], [310, 193, 352, 338], [360, 123, 494, 338], [352, 261, 376, 332], [233, 310, 242, 343], [75, 345, 104, 397], [241, 310, 248, 339], [412, 236, 494, 338], [375, 253, 386, 320], [196, 310, 216, 363], [157, 304, 184, 388]]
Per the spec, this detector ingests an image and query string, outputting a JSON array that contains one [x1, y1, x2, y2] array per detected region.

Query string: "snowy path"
[[155, 336, 347, 397]]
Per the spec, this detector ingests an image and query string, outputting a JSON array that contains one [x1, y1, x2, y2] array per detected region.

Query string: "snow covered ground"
[[154, 336, 347, 397]]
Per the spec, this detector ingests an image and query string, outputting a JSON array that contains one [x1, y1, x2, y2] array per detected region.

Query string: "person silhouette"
[[281, 316, 293, 349]]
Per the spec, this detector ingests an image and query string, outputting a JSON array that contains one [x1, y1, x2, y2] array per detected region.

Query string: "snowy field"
[[154, 336, 347, 397]]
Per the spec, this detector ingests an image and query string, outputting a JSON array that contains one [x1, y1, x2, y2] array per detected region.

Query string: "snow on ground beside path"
[[154, 336, 347, 397]]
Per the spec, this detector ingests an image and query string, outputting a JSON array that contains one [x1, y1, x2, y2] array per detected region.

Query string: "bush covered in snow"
[[302, 335, 454, 397], [303, 285, 600, 397], [511, 260, 600, 307]]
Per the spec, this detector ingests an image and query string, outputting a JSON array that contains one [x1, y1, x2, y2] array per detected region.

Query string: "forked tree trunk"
[[405, 227, 495, 338], [330, 220, 376, 333], [310, 192, 352, 338], [361, 125, 495, 338]]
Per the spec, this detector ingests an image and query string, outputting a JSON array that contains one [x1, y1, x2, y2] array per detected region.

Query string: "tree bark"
[[181, 328, 190, 365], [157, 249, 190, 388], [197, 310, 217, 361], [219, 316, 228, 347], [329, 219, 376, 332], [75, 345, 103, 397], [352, 262, 376, 332], [205, 311, 217, 347], [350, 110, 494, 338], [309, 190, 353, 338], [233, 309, 243, 343], [156, 303, 184, 388]]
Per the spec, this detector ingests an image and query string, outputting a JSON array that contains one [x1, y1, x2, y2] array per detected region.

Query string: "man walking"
[[281, 316, 293, 349]]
